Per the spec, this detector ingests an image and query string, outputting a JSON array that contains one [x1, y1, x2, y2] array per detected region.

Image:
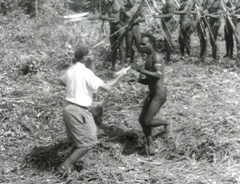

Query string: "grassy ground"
[[1, 3, 240, 184]]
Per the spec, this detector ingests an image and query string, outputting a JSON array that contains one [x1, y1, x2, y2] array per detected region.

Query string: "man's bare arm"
[[138, 54, 163, 79], [99, 14, 115, 21], [175, 0, 192, 15], [58, 79, 66, 87], [154, 4, 175, 18], [138, 77, 149, 85], [206, 2, 222, 18], [99, 4, 115, 21], [99, 66, 131, 91], [119, 7, 127, 26], [58, 74, 66, 87], [134, 14, 146, 23]]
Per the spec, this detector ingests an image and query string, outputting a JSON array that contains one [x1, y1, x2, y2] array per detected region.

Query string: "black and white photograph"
[[1, 0, 240, 183]]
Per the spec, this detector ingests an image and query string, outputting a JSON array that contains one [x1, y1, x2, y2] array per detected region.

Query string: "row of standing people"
[[99, 0, 240, 70]]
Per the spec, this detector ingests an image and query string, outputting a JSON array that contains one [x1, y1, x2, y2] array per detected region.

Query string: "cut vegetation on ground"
[[1, 1, 240, 184]]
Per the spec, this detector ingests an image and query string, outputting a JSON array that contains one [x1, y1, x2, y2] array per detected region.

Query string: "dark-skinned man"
[[175, 0, 196, 59], [120, 0, 145, 65], [134, 34, 171, 155], [231, 0, 240, 65], [202, 0, 223, 63], [153, 0, 176, 64], [196, 0, 213, 63], [100, 0, 125, 71], [224, 0, 234, 59]]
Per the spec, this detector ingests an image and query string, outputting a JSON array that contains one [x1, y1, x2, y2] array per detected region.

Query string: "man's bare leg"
[[139, 97, 156, 155], [59, 147, 90, 171], [210, 23, 220, 61], [110, 35, 118, 71]]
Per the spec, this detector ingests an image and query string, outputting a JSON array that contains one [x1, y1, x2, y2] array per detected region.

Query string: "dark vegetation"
[[1, 0, 240, 183]]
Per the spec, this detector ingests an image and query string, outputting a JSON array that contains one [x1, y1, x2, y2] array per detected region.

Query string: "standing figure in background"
[[175, 0, 196, 59], [100, 0, 125, 71], [120, 0, 145, 65], [203, 0, 222, 63], [153, 0, 176, 64], [231, 0, 240, 65], [196, 0, 213, 63], [0, 0, 6, 15], [224, 0, 234, 59]]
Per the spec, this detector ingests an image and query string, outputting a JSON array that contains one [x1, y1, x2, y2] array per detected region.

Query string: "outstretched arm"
[[99, 4, 115, 21], [99, 66, 131, 91], [58, 73, 67, 87], [99, 14, 114, 21], [206, 2, 223, 18], [154, 12, 174, 18], [154, 3, 175, 18]]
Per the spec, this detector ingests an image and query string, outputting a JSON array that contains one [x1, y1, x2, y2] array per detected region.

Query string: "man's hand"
[[136, 65, 145, 72], [153, 13, 160, 18], [134, 17, 140, 23], [111, 19, 119, 24], [132, 55, 144, 72], [231, 11, 236, 17], [226, 11, 231, 17], [121, 65, 131, 74], [132, 62, 144, 72], [192, 9, 198, 15], [114, 66, 131, 77], [201, 9, 208, 16], [125, 24, 132, 31]]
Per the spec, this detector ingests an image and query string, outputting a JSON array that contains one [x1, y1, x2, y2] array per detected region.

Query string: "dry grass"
[[1, 2, 240, 184]]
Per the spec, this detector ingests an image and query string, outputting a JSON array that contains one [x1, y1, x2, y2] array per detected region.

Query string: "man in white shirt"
[[58, 44, 130, 174]]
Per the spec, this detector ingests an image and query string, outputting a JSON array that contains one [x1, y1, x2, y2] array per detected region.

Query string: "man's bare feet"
[[180, 56, 185, 60], [146, 141, 156, 155], [56, 163, 73, 177], [161, 123, 171, 139]]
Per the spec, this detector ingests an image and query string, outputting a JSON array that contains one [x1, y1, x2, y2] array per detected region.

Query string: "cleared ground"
[[1, 4, 240, 184]]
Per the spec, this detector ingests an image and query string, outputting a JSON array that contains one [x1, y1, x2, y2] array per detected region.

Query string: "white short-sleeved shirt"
[[60, 62, 103, 107]]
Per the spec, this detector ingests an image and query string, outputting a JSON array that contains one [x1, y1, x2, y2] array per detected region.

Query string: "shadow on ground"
[[25, 140, 70, 172], [25, 123, 168, 173]]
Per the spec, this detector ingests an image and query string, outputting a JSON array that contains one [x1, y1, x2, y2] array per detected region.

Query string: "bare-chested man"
[[134, 34, 170, 155], [175, 0, 197, 59], [231, 0, 240, 65], [153, 0, 176, 64], [224, 0, 234, 59], [100, 0, 125, 71], [120, 0, 145, 65], [196, 0, 213, 62], [203, 0, 223, 62]]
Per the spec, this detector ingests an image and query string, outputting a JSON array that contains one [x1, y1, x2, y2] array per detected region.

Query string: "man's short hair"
[[141, 32, 154, 44], [74, 43, 89, 61]]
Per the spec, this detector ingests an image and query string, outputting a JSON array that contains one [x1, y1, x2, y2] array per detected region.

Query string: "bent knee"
[[139, 117, 152, 127]]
